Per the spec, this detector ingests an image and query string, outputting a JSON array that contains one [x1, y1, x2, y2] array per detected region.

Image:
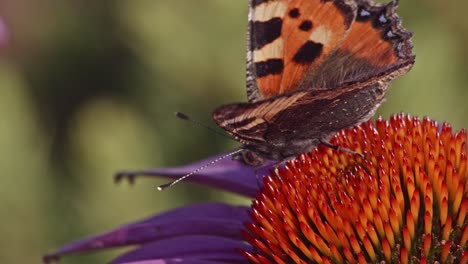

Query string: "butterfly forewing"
[[246, 0, 355, 101], [246, 0, 413, 100]]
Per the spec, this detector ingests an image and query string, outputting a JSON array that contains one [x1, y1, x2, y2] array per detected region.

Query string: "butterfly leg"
[[319, 139, 364, 158], [231, 149, 268, 187], [253, 167, 263, 188], [267, 157, 296, 181], [252, 158, 288, 188], [232, 149, 265, 167]]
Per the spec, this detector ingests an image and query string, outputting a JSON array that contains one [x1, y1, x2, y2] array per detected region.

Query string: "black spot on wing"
[[252, 0, 271, 7], [289, 8, 300, 18], [299, 20, 313, 31], [252, 18, 283, 50], [293, 41, 323, 64], [255, 59, 284, 77]]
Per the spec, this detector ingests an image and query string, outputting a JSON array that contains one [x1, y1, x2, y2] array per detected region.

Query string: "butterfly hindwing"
[[214, 59, 413, 160]]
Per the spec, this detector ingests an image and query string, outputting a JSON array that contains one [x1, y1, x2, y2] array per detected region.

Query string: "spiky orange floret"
[[241, 114, 468, 263]]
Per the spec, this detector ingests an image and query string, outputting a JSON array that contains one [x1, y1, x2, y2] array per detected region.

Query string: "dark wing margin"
[[246, 4, 262, 103], [302, 0, 414, 89]]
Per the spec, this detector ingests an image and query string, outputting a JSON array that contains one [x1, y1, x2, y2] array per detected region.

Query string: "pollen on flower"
[[241, 114, 468, 263]]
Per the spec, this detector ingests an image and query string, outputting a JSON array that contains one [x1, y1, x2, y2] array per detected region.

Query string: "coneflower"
[[44, 114, 468, 264]]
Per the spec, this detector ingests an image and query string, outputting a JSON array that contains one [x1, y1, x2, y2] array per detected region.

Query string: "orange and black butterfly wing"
[[246, 0, 414, 102], [306, 0, 414, 89], [246, 0, 356, 102]]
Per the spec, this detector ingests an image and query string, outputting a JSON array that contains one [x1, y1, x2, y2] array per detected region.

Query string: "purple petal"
[[111, 235, 250, 264], [115, 152, 274, 197], [44, 203, 249, 263], [0, 17, 9, 48]]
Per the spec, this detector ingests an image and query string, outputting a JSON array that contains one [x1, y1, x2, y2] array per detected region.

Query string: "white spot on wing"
[[310, 26, 332, 45], [254, 37, 284, 62], [254, 2, 288, 22], [234, 118, 264, 132]]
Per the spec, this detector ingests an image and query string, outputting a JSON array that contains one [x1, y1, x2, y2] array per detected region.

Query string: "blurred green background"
[[0, 0, 467, 263]]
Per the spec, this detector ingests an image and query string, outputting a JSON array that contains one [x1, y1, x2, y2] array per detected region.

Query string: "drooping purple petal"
[[111, 235, 250, 264], [44, 203, 249, 263], [115, 152, 274, 197]]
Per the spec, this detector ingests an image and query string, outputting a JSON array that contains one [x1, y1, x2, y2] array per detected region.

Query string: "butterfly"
[[212, 0, 414, 166]]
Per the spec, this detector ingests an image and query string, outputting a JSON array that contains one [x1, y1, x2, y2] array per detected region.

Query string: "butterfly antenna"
[[175, 112, 236, 142], [157, 148, 244, 191]]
